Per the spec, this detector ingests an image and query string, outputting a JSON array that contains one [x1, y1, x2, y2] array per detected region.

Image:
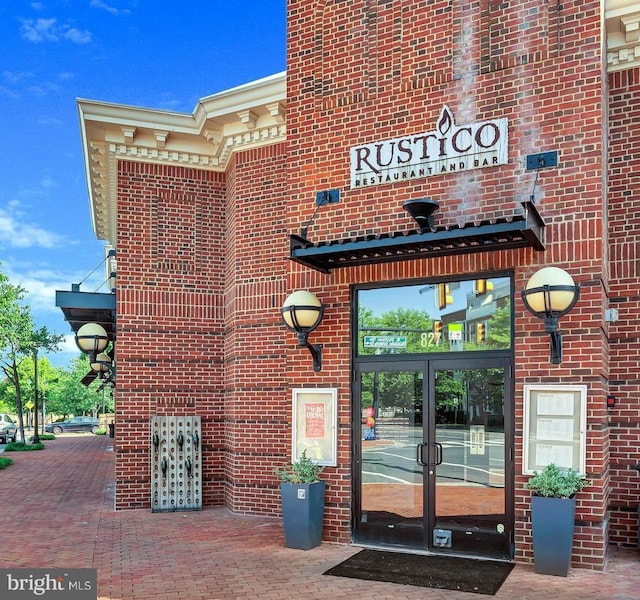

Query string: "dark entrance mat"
[[324, 549, 515, 595]]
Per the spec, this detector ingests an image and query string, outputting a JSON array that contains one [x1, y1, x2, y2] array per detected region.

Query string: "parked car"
[[45, 416, 100, 435], [0, 414, 18, 443]]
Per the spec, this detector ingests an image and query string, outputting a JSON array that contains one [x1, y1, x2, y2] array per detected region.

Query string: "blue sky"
[[0, 1, 285, 367]]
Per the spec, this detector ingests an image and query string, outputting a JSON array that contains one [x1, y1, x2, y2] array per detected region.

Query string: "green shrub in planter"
[[274, 450, 324, 483], [527, 463, 590, 576], [527, 463, 589, 498], [275, 451, 325, 549]]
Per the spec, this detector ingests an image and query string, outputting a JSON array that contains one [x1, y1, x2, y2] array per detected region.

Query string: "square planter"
[[280, 481, 325, 550], [531, 495, 576, 576]]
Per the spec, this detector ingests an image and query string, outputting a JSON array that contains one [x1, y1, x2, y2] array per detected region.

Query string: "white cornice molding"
[[78, 71, 286, 244], [607, 1, 640, 71]]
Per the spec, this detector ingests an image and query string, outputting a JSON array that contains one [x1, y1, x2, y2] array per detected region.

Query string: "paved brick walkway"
[[1, 434, 638, 599]]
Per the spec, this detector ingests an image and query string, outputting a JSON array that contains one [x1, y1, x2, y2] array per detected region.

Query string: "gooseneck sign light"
[[521, 267, 580, 364], [281, 290, 324, 372]]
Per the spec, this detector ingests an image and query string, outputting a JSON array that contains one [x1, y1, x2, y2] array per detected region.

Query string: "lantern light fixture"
[[90, 351, 113, 375], [521, 266, 580, 364], [75, 322, 109, 359], [281, 290, 324, 372]]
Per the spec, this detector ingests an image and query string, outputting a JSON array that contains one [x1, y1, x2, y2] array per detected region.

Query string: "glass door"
[[354, 364, 426, 549], [353, 359, 512, 559], [429, 359, 511, 558]]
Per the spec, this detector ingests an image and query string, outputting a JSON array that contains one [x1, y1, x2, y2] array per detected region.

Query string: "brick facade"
[[608, 67, 640, 548], [115, 162, 227, 508], [72, 0, 640, 572], [285, 0, 608, 563]]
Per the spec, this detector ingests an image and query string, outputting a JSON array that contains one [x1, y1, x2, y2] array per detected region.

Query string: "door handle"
[[417, 443, 443, 466], [434, 442, 443, 466], [416, 443, 428, 466]]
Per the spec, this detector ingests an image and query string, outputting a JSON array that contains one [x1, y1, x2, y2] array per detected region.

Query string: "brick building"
[[56, 1, 640, 569]]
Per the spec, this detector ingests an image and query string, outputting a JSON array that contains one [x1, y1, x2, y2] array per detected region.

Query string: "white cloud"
[[64, 27, 91, 44], [3, 70, 34, 84], [40, 176, 58, 189], [60, 333, 81, 354], [20, 18, 92, 44], [90, 1, 131, 16], [36, 115, 65, 126], [0, 205, 65, 249], [14, 273, 61, 314], [0, 86, 20, 100], [20, 17, 58, 42], [27, 81, 61, 95]]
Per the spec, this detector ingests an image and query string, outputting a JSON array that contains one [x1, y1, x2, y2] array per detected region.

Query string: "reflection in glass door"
[[430, 362, 509, 558], [356, 367, 425, 549], [354, 360, 512, 559]]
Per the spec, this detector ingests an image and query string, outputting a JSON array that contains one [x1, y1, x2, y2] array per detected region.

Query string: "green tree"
[[0, 269, 34, 442], [486, 301, 511, 349], [48, 354, 107, 417], [358, 306, 439, 355], [0, 265, 64, 443], [28, 327, 64, 442]]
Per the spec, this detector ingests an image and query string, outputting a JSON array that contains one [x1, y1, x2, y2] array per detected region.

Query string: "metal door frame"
[[352, 355, 514, 558]]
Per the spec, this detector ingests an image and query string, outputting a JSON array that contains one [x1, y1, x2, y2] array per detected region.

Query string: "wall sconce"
[[281, 290, 324, 372], [75, 322, 109, 362], [521, 267, 580, 364], [90, 351, 114, 376]]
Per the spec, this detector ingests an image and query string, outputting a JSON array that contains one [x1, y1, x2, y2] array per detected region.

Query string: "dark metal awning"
[[55, 289, 116, 340], [289, 201, 545, 273]]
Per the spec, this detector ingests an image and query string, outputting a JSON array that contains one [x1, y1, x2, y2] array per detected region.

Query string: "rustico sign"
[[350, 105, 508, 188]]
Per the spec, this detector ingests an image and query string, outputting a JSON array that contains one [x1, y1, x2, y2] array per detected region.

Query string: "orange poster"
[[305, 402, 325, 439]]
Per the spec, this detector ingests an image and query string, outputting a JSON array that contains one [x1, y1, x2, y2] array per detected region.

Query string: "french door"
[[353, 357, 513, 559]]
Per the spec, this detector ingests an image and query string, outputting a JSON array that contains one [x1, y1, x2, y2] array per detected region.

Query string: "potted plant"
[[274, 450, 325, 549], [527, 463, 589, 576]]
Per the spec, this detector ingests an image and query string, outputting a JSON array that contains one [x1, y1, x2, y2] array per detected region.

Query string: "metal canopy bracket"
[[289, 201, 545, 273]]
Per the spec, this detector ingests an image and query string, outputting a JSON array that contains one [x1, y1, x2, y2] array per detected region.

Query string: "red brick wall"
[[608, 67, 640, 548], [108, 0, 628, 570], [286, 0, 608, 563], [222, 144, 290, 516], [114, 145, 292, 516], [115, 161, 226, 509]]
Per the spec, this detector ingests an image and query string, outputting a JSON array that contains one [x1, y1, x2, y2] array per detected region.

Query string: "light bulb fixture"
[[90, 351, 113, 375], [281, 290, 324, 372], [521, 267, 580, 364], [75, 322, 109, 361]]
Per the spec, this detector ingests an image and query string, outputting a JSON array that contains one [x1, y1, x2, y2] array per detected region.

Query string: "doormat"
[[324, 549, 514, 595]]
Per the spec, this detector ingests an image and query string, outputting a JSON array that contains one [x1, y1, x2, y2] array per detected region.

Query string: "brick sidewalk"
[[1, 435, 638, 599]]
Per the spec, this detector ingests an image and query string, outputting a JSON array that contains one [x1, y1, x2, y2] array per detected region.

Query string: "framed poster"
[[523, 384, 587, 475], [292, 388, 337, 466]]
